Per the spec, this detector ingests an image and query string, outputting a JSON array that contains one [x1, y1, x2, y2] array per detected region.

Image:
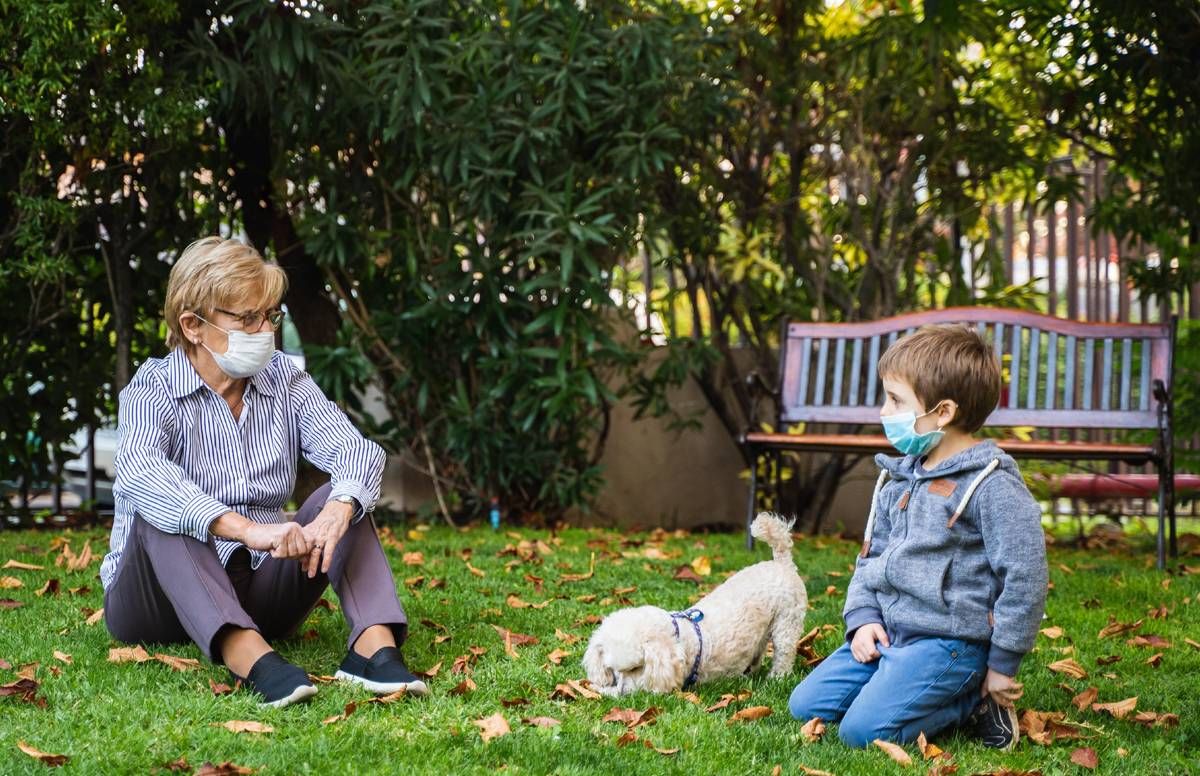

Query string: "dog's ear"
[[582, 638, 610, 687], [640, 632, 686, 693]]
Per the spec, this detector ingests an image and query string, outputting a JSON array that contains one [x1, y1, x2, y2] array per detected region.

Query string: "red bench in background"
[[743, 307, 1181, 568]]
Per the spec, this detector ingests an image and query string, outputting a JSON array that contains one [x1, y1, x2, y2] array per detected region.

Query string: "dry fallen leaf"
[[551, 679, 601, 701], [0, 576, 23, 589], [35, 579, 60, 597], [1046, 658, 1088, 679], [615, 730, 639, 747], [155, 653, 201, 672], [1019, 709, 1090, 745], [1, 678, 44, 706], [1098, 618, 1142, 639], [800, 716, 826, 743], [194, 762, 255, 775], [473, 713, 511, 742], [559, 553, 596, 582], [17, 663, 38, 681], [322, 702, 358, 726], [873, 739, 913, 766], [705, 690, 752, 712], [1130, 711, 1179, 728], [52, 650, 71, 665], [1039, 626, 1064, 639], [545, 648, 571, 666], [602, 707, 660, 729], [365, 689, 408, 705], [402, 551, 424, 566], [108, 646, 152, 664], [1145, 652, 1164, 668], [1070, 747, 1099, 770], [1092, 697, 1137, 719], [672, 565, 704, 584], [0, 598, 22, 609], [17, 741, 68, 767], [449, 678, 477, 695], [728, 705, 773, 723], [1127, 634, 1171, 649], [916, 731, 945, 760], [163, 757, 190, 772], [209, 679, 234, 696], [675, 691, 702, 705], [522, 716, 561, 728], [1071, 687, 1098, 712], [555, 628, 580, 645], [690, 556, 712, 577], [798, 767, 835, 776], [85, 607, 104, 625], [2, 560, 42, 570], [214, 721, 274, 735]]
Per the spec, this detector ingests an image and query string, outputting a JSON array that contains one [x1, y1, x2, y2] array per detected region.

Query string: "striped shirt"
[[100, 347, 386, 590]]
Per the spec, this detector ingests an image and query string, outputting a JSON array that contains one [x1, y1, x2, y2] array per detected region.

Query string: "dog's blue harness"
[[669, 608, 705, 689]]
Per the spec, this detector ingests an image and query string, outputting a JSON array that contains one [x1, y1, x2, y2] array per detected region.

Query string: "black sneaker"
[[230, 651, 317, 709], [967, 696, 1020, 750], [335, 646, 429, 696]]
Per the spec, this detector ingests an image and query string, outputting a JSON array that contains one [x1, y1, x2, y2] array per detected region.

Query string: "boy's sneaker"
[[231, 651, 317, 708], [967, 696, 1020, 750], [335, 646, 429, 696]]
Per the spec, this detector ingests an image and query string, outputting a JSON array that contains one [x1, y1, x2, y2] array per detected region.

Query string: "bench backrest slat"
[[831, 338, 846, 406], [865, 335, 882, 406], [1120, 338, 1133, 411], [1101, 338, 1114, 411], [848, 338, 864, 406], [1139, 338, 1152, 411], [1009, 325, 1022, 409], [813, 338, 829, 405], [1082, 338, 1095, 411], [776, 307, 1173, 430], [1045, 333, 1059, 410]]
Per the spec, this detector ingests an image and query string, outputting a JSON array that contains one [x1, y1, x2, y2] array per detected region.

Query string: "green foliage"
[[283, 1, 715, 519]]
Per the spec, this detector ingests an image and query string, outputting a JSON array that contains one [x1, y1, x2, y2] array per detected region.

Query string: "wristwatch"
[[329, 494, 358, 510]]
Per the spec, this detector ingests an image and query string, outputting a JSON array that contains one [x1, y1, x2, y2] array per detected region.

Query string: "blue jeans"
[[788, 636, 987, 748]]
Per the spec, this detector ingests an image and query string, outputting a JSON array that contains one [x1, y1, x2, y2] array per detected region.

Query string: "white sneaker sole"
[[334, 670, 429, 697], [259, 682, 318, 709]]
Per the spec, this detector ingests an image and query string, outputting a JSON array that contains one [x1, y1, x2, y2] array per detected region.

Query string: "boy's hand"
[[980, 668, 1024, 708], [850, 623, 890, 663]]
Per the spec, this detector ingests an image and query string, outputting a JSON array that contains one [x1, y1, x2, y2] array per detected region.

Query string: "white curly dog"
[[583, 512, 808, 696]]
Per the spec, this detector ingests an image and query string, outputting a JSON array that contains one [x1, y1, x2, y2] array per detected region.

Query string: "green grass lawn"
[[1, 522, 1197, 775]]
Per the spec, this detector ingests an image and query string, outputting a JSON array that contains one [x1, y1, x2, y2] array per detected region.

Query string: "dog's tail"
[[750, 512, 796, 565]]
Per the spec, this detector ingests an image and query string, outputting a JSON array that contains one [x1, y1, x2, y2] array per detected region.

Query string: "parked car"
[[61, 316, 306, 508]]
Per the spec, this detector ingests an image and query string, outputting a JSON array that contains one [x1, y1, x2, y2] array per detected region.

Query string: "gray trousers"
[[103, 483, 407, 663]]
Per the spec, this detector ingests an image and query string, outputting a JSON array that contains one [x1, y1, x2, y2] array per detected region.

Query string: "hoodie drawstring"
[[860, 470, 890, 558], [946, 458, 1000, 529]]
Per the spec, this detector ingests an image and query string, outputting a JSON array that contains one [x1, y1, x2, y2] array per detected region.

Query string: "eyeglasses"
[[213, 307, 285, 330]]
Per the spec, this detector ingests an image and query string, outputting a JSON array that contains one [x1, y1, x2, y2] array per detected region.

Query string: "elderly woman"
[[100, 237, 425, 707]]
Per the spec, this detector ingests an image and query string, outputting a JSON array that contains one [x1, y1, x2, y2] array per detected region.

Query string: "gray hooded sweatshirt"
[[843, 440, 1048, 675]]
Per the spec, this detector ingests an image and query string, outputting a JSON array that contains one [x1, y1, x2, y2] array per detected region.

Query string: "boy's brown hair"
[[877, 324, 1001, 433]]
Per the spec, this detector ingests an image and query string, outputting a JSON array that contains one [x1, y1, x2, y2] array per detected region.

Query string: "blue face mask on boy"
[[881, 405, 945, 457]]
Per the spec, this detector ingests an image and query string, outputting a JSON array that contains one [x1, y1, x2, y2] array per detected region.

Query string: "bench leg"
[[746, 446, 758, 550], [1156, 463, 1167, 571], [1166, 460, 1177, 561]]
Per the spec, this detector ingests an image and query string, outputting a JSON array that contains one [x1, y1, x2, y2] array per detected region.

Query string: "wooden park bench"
[[742, 307, 1183, 568]]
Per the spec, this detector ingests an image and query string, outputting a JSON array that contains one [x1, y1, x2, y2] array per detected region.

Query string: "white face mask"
[[195, 314, 275, 378]]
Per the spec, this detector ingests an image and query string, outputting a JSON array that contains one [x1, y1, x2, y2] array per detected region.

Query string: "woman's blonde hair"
[[163, 237, 288, 349]]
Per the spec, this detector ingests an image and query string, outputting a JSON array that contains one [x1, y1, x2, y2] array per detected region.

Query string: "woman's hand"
[[980, 668, 1024, 708], [299, 500, 355, 578], [850, 622, 890, 663], [241, 520, 312, 560]]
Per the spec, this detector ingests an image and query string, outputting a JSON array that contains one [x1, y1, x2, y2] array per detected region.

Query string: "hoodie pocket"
[[889, 553, 952, 612]]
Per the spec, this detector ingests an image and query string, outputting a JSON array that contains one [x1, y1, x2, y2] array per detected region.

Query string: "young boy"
[[788, 324, 1048, 751]]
